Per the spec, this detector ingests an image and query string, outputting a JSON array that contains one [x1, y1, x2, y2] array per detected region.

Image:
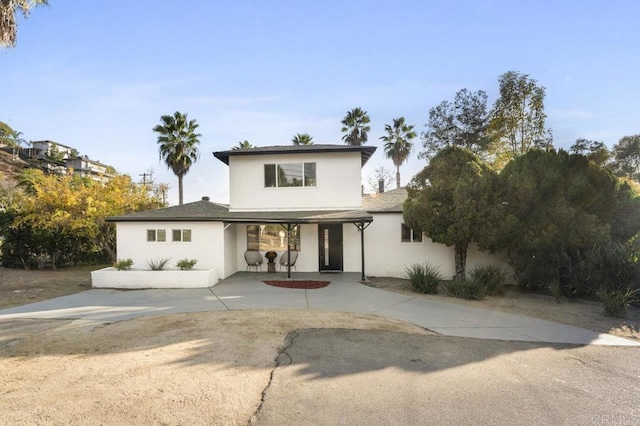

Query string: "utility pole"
[[139, 170, 154, 188]]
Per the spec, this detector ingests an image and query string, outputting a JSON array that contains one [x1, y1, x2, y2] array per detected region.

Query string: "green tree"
[[488, 71, 552, 166], [341, 107, 371, 146], [153, 111, 201, 205], [380, 117, 417, 189], [0, 170, 162, 268], [421, 89, 491, 160], [404, 147, 501, 279], [0, 0, 48, 48], [291, 133, 313, 145], [232, 140, 254, 150], [570, 138, 611, 166], [611, 134, 640, 181], [494, 149, 640, 291], [0, 126, 25, 159]]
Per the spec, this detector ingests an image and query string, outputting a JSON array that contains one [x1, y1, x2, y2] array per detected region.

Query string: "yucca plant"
[[445, 277, 486, 300], [469, 264, 508, 296], [147, 257, 171, 271], [406, 263, 442, 294], [596, 287, 639, 318]]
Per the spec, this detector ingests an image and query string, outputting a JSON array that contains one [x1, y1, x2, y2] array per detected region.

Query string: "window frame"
[[247, 224, 301, 251], [264, 162, 316, 188], [172, 229, 192, 242], [401, 223, 423, 243], [147, 229, 167, 242]]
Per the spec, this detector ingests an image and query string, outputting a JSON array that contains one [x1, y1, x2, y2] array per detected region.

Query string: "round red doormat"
[[263, 280, 330, 289]]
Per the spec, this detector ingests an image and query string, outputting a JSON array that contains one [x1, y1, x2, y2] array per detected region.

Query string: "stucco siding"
[[223, 223, 238, 278], [364, 213, 509, 279], [115, 221, 225, 279], [228, 152, 363, 211]]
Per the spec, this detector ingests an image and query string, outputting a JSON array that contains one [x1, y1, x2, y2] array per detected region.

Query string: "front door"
[[318, 224, 343, 272]]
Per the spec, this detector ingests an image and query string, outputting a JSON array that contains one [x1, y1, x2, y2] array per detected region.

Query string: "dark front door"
[[318, 224, 343, 272]]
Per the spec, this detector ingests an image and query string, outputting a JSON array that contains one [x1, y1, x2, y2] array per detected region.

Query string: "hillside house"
[[103, 144, 506, 287]]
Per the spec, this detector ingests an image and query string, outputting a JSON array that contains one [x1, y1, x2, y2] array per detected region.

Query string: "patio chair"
[[279, 251, 298, 272], [244, 250, 263, 271]]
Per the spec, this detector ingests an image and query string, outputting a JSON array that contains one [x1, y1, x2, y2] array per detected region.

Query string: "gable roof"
[[362, 188, 407, 213], [108, 198, 372, 224], [213, 144, 377, 167]]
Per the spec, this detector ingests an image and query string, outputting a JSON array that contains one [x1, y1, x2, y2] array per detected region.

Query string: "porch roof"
[[107, 199, 373, 224]]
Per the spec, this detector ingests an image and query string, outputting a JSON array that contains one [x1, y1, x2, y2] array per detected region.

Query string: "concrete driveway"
[[0, 272, 636, 346]]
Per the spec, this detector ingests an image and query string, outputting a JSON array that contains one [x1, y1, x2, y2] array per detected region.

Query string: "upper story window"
[[401, 223, 423, 243], [264, 163, 316, 188]]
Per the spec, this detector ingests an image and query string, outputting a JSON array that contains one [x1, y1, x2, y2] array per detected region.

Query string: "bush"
[[469, 264, 508, 296], [113, 258, 133, 271], [596, 288, 639, 318], [406, 263, 442, 294], [147, 257, 171, 271], [445, 277, 486, 300], [547, 280, 564, 303], [176, 258, 198, 270]]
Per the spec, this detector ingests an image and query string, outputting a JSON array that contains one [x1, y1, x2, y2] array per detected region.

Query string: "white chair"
[[279, 251, 298, 272], [244, 251, 263, 271]]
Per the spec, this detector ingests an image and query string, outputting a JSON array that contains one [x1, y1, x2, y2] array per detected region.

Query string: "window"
[[247, 225, 301, 251], [401, 224, 422, 243], [147, 229, 166, 242], [264, 163, 316, 188], [172, 229, 192, 242]]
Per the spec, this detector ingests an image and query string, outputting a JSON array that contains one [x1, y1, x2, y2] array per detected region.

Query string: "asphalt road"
[[252, 329, 640, 425]]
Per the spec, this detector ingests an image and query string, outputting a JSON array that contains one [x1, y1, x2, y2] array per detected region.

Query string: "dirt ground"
[[0, 310, 431, 425], [367, 277, 640, 341], [0, 265, 100, 310], [1, 268, 639, 424]]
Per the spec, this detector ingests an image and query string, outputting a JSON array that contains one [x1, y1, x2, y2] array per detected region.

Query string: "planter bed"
[[91, 267, 218, 289]]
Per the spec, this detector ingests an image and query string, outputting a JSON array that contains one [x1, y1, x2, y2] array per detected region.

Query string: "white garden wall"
[[92, 267, 218, 289]]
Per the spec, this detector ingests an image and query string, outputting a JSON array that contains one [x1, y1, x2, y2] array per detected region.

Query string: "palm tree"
[[153, 111, 201, 205], [6, 130, 26, 159], [380, 117, 417, 189], [341, 107, 371, 146], [0, 0, 48, 48], [232, 140, 254, 150], [292, 133, 313, 145]]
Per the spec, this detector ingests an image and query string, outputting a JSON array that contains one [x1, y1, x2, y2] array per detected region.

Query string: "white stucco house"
[[94, 144, 506, 288]]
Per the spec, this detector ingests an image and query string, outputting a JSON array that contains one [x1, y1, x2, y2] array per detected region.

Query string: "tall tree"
[[341, 107, 371, 146], [611, 134, 640, 181], [488, 71, 552, 165], [421, 89, 491, 160], [0, 0, 48, 48], [232, 140, 254, 150], [292, 133, 313, 145], [380, 117, 417, 189], [404, 147, 501, 279], [570, 138, 611, 166], [153, 111, 201, 205]]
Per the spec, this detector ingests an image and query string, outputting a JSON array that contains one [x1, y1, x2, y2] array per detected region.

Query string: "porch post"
[[360, 220, 366, 282], [286, 223, 292, 279]]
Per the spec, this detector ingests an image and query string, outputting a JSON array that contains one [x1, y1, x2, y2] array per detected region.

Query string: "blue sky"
[[2, 0, 639, 204]]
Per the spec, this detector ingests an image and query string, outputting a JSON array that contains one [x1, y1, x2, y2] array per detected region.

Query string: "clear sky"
[[2, 0, 639, 204]]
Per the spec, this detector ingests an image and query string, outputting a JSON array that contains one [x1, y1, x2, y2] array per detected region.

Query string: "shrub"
[[547, 280, 564, 303], [176, 258, 198, 270], [596, 287, 639, 318], [445, 277, 486, 300], [147, 257, 171, 271], [469, 264, 508, 296], [113, 258, 134, 271], [406, 263, 442, 294]]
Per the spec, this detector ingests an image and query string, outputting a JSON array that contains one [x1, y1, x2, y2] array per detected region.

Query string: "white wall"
[[223, 223, 238, 278], [364, 213, 509, 279], [115, 221, 225, 279], [228, 152, 363, 211]]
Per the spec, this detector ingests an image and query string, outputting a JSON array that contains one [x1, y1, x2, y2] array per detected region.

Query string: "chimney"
[[202, 196, 210, 201], [378, 179, 385, 193]]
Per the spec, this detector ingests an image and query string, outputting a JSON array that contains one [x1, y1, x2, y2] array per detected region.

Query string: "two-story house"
[[106, 144, 506, 287]]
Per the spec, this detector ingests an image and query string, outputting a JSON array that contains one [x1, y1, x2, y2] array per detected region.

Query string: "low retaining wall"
[[91, 267, 218, 289]]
